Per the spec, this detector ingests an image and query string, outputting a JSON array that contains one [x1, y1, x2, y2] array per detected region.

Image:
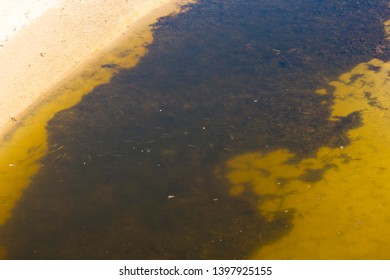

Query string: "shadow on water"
[[1, 0, 389, 259]]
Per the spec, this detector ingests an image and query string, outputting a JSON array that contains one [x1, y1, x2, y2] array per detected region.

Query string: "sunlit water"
[[0, 0, 389, 259]]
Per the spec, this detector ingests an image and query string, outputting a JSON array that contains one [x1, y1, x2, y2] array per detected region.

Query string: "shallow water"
[[0, 0, 389, 259]]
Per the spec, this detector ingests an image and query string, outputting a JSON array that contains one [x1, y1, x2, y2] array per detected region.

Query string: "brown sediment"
[[1, 0, 388, 260], [0, 0, 192, 257], [220, 6, 390, 259], [225, 60, 390, 259], [0, 0, 190, 141]]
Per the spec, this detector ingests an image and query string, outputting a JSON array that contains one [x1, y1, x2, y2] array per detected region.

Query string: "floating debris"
[[272, 48, 281, 55], [186, 144, 198, 148]]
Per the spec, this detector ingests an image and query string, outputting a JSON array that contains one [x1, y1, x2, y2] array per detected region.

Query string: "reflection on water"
[[1, 0, 390, 259]]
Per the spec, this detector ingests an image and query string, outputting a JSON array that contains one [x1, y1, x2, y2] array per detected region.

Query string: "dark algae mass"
[[1, 0, 389, 259]]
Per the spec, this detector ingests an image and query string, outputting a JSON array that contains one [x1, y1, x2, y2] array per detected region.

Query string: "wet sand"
[[0, 0, 189, 141], [0, 0, 192, 259]]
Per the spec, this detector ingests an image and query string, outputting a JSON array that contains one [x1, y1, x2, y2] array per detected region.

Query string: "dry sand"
[[0, 0, 189, 140]]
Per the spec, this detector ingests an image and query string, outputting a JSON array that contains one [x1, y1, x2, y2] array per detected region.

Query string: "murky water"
[[0, 0, 389, 259]]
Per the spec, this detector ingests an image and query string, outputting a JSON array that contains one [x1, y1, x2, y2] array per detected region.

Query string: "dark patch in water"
[[299, 165, 335, 183], [1, 0, 389, 259], [101, 63, 119, 69]]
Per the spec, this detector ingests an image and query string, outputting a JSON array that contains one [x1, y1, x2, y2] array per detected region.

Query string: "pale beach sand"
[[0, 0, 189, 140], [0, 0, 191, 258]]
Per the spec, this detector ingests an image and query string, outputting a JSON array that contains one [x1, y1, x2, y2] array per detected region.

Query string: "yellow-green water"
[[0, 25, 154, 258], [1, 0, 389, 259], [225, 58, 390, 259]]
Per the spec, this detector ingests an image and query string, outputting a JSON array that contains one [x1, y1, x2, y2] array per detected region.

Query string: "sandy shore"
[[0, 0, 189, 140]]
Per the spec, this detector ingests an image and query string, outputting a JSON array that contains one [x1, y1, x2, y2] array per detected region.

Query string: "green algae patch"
[[224, 59, 390, 259], [0, 26, 154, 231], [1, 0, 388, 260], [0, 27, 154, 258]]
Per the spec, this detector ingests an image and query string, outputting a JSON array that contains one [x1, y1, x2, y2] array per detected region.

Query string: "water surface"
[[0, 0, 389, 259]]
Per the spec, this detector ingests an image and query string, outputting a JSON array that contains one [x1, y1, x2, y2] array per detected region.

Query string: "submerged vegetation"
[[0, 0, 389, 259]]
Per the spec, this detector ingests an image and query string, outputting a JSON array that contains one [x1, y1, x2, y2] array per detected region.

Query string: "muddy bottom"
[[0, 0, 389, 259]]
